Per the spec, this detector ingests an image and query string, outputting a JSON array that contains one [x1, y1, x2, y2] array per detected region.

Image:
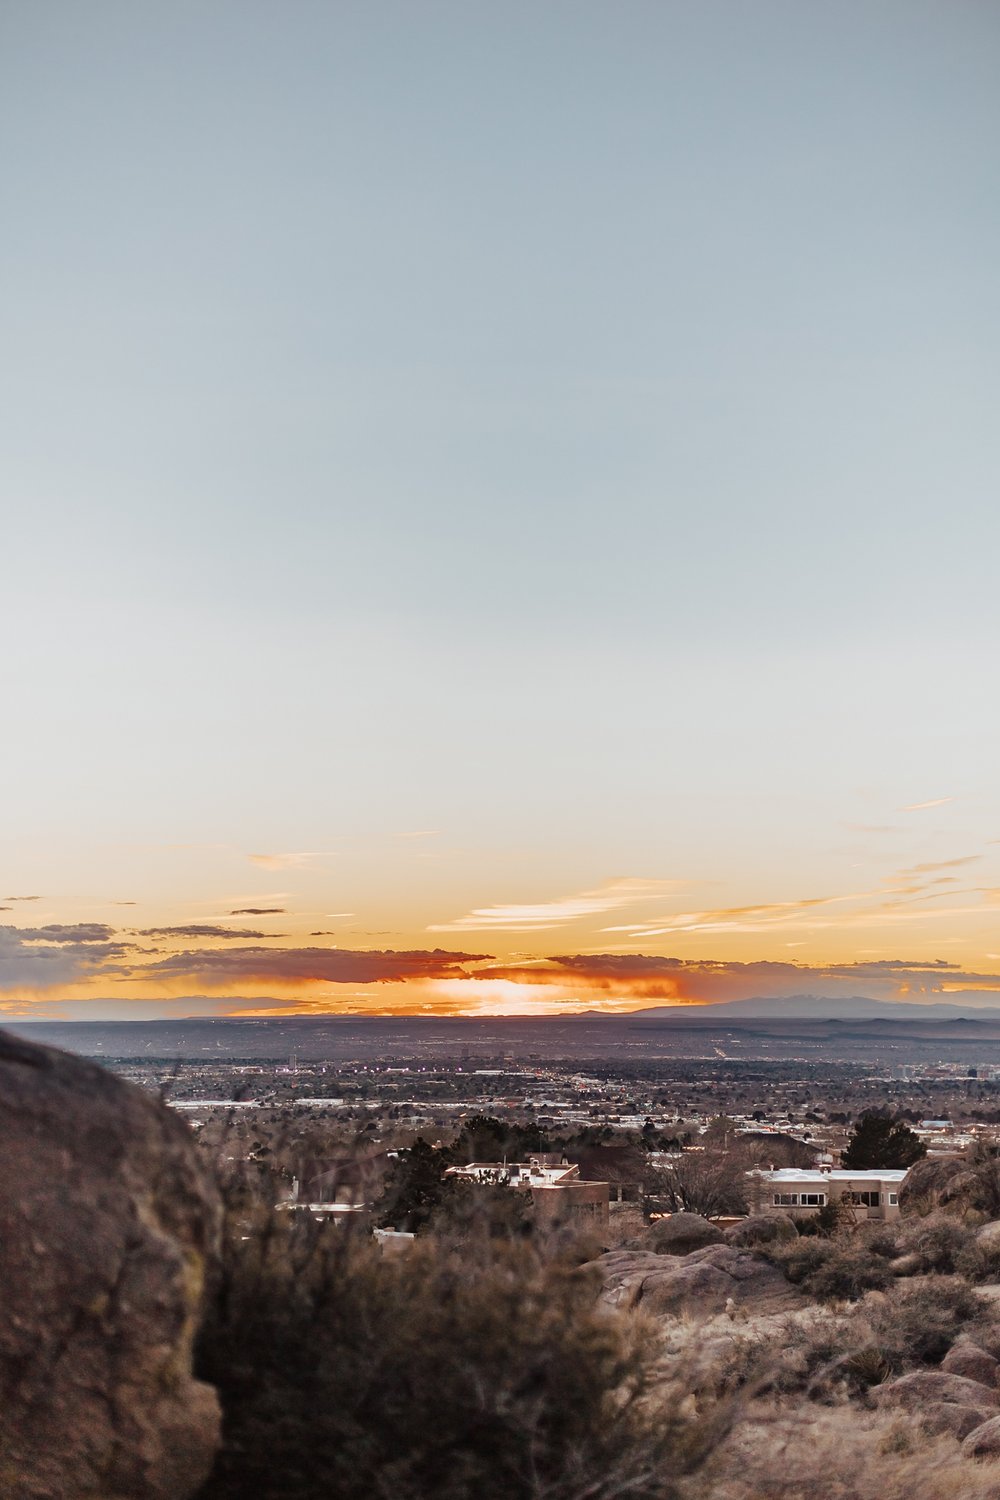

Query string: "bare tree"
[[647, 1145, 752, 1219]]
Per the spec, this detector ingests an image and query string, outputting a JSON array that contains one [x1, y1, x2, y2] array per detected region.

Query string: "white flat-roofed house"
[[747, 1167, 909, 1222]]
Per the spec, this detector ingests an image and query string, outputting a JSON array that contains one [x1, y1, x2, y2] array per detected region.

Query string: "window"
[[773, 1193, 798, 1206], [800, 1193, 826, 1206], [888, 1193, 898, 1206], [846, 1190, 881, 1208]]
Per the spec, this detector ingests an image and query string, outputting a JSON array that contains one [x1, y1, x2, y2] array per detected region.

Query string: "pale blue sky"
[[1, 2, 999, 985]]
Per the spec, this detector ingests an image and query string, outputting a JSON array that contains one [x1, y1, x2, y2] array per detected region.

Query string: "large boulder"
[[921, 1402, 996, 1441], [0, 1029, 222, 1499], [962, 1414, 1000, 1458], [874, 1370, 1000, 1415], [941, 1341, 1000, 1389], [645, 1212, 725, 1256], [595, 1242, 800, 1319], [724, 1214, 798, 1249], [898, 1157, 968, 1215]]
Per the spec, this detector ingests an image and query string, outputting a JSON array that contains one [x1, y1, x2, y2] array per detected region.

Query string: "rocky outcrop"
[[596, 1243, 800, 1318], [723, 1214, 798, 1249], [897, 1156, 968, 1215], [874, 1369, 1000, 1415], [0, 1029, 221, 1499], [898, 1155, 1000, 1219], [644, 1212, 725, 1256]]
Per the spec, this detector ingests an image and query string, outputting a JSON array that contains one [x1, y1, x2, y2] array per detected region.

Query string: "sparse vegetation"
[[195, 1190, 727, 1500]]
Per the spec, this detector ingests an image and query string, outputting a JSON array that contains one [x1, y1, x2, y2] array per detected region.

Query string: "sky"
[[2, 1, 999, 1020]]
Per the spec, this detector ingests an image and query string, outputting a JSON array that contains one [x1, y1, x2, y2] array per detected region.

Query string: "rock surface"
[[897, 1156, 968, 1215], [874, 1369, 1000, 1414], [0, 1029, 221, 1500], [644, 1212, 725, 1256], [596, 1242, 799, 1318], [723, 1214, 798, 1249], [962, 1413, 1000, 1457], [920, 1401, 995, 1440], [941, 1341, 1000, 1389]]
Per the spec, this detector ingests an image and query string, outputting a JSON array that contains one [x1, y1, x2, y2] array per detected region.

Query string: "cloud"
[[472, 953, 1000, 1005], [138, 925, 280, 940], [18, 924, 117, 944], [247, 853, 328, 871], [429, 878, 681, 934], [0, 925, 131, 989], [897, 857, 982, 876], [130, 946, 492, 988], [601, 893, 869, 940], [4, 895, 41, 902], [900, 798, 954, 812], [229, 907, 286, 916]]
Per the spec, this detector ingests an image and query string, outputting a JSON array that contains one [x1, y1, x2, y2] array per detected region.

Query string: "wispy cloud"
[[138, 925, 282, 940], [4, 895, 42, 902], [601, 892, 872, 940], [247, 853, 329, 871], [230, 907, 286, 916], [428, 878, 681, 934], [900, 797, 954, 812]]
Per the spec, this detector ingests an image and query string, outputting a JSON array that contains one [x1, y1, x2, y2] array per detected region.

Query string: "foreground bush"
[[195, 1204, 722, 1500], [768, 1235, 893, 1302]]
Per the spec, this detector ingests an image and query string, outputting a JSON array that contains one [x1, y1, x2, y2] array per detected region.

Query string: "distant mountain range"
[[630, 994, 1000, 1022]]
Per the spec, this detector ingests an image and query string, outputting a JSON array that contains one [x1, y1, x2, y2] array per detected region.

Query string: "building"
[[447, 1156, 610, 1227], [747, 1167, 909, 1222]]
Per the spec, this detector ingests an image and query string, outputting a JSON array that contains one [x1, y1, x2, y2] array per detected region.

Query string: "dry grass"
[[687, 1404, 1000, 1500]]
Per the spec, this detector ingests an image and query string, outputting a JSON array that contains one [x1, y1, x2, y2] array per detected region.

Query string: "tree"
[[375, 1137, 451, 1231], [450, 1114, 548, 1164], [841, 1112, 926, 1170], [646, 1147, 750, 1219]]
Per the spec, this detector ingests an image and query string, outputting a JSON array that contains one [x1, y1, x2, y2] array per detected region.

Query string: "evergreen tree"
[[375, 1138, 450, 1231], [841, 1111, 926, 1169]]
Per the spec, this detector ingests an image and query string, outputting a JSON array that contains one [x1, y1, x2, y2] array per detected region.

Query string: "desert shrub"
[[758, 1313, 889, 1399], [767, 1237, 833, 1284], [857, 1222, 902, 1259], [767, 1237, 892, 1302], [795, 1200, 849, 1239], [863, 1276, 984, 1365], [894, 1215, 972, 1274], [195, 1199, 725, 1500], [956, 1236, 1000, 1284]]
